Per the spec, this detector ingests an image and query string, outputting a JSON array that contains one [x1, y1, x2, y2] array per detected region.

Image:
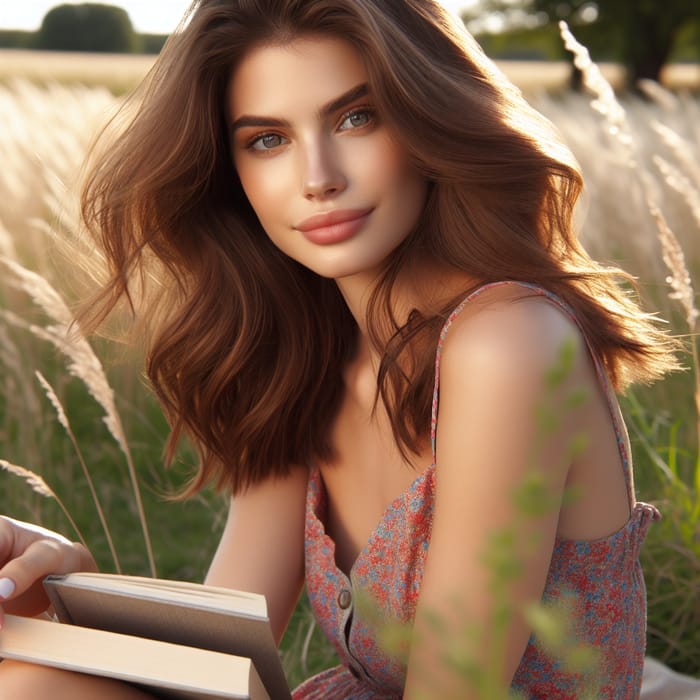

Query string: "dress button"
[[337, 589, 352, 609]]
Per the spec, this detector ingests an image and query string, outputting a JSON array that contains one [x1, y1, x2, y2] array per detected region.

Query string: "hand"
[[0, 516, 98, 627]]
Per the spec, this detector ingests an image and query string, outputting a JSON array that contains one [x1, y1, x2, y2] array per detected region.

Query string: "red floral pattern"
[[293, 282, 658, 700]]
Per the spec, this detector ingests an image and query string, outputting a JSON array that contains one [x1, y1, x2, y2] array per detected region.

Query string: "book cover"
[[42, 572, 291, 700]]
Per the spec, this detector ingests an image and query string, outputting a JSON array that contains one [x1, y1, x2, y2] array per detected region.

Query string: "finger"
[[0, 576, 15, 628], [0, 516, 71, 561], [0, 516, 18, 563], [0, 538, 83, 620], [0, 516, 72, 581], [0, 538, 83, 596], [0, 525, 15, 627], [0, 518, 21, 621]]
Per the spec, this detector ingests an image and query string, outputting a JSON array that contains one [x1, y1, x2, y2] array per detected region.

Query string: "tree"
[[37, 3, 136, 53], [463, 0, 700, 89]]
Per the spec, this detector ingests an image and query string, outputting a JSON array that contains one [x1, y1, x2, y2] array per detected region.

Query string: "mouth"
[[295, 207, 374, 245]]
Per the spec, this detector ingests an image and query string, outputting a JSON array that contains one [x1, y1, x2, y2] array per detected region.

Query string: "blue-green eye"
[[250, 133, 287, 151], [339, 108, 374, 131]]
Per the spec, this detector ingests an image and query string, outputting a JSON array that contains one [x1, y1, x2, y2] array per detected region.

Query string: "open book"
[[0, 572, 291, 700]]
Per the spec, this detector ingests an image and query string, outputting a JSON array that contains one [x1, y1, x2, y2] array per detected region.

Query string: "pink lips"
[[295, 207, 373, 245]]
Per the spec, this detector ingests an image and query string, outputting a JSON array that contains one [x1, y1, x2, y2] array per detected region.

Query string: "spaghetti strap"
[[302, 281, 656, 699], [430, 280, 636, 505]]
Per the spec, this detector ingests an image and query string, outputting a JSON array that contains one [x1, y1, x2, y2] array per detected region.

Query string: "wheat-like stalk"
[[0, 460, 55, 498], [0, 79, 118, 286], [35, 370, 122, 573], [648, 200, 698, 331], [648, 205, 700, 435], [0, 459, 88, 548], [0, 218, 18, 259], [558, 23, 697, 311], [652, 121, 700, 192], [0, 255, 156, 575], [34, 370, 70, 432], [0, 256, 73, 324], [560, 21, 700, 458], [637, 79, 680, 114], [653, 156, 700, 232], [558, 21, 634, 164], [558, 27, 697, 301]]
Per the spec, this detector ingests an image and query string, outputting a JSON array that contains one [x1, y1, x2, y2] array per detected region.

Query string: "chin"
[[308, 257, 388, 282], [302, 242, 402, 281], [311, 265, 368, 280]]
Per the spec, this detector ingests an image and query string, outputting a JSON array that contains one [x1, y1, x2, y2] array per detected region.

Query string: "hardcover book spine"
[[43, 577, 74, 624]]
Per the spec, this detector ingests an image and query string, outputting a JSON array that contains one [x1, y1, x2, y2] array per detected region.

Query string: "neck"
[[334, 258, 478, 364]]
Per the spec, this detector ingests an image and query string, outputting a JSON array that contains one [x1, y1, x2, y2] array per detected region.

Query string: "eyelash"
[[338, 106, 376, 131], [246, 133, 287, 152], [244, 106, 377, 153]]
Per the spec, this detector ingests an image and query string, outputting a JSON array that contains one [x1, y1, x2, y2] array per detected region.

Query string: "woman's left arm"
[[403, 298, 589, 700]]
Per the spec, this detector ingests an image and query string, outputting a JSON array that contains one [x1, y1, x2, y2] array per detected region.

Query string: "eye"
[[249, 133, 287, 151], [338, 108, 375, 131]]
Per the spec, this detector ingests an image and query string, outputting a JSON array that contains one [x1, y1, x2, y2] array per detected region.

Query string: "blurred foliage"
[[139, 33, 169, 55], [463, 1, 700, 88], [0, 3, 168, 55], [0, 30, 36, 49], [36, 3, 137, 53], [476, 24, 563, 61]]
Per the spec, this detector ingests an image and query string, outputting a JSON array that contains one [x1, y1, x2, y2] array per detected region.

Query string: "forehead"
[[228, 36, 368, 118]]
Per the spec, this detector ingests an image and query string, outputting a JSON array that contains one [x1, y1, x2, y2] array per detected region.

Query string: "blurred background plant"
[[557, 23, 700, 676], [358, 337, 605, 698], [0, 20, 699, 686]]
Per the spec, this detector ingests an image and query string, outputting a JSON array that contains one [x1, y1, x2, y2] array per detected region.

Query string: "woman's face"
[[227, 35, 428, 281]]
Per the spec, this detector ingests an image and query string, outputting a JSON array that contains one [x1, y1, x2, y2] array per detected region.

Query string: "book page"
[[43, 574, 290, 700], [0, 615, 270, 700], [45, 573, 266, 617]]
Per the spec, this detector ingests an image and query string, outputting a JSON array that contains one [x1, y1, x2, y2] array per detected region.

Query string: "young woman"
[[0, 1, 678, 698]]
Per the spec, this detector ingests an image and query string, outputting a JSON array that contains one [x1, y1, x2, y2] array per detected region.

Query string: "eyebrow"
[[230, 83, 369, 133]]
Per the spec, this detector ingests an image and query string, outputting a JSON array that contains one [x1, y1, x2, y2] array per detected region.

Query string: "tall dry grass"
[[0, 79, 116, 276], [553, 23, 700, 674], [0, 80, 210, 580], [0, 39, 699, 677]]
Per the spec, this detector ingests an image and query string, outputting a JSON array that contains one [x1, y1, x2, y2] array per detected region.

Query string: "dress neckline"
[[309, 464, 651, 585], [311, 463, 436, 579], [309, 280, 641, 579]]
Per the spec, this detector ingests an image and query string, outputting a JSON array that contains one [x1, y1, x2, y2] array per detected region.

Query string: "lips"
[[295, 207, 373, 245]]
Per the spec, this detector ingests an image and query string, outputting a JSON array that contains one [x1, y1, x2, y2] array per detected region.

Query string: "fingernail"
[[0, 578, 16, 599]]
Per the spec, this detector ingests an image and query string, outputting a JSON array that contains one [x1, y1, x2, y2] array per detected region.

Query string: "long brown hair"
[[80, 0, 678, 494]]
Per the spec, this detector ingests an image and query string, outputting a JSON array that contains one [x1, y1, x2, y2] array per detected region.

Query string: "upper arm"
[[405, 297, 589, 698], [205, 465, 308, 645]]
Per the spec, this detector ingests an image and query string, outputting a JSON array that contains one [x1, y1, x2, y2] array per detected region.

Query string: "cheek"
[[374, 140, 425, 199], [382, 153, 428, 225], [235, 159, 286, 229]]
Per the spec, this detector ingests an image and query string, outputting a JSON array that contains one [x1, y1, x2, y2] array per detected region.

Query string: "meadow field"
[[1, 47, 699, 685], [2, 47, 700, 94]]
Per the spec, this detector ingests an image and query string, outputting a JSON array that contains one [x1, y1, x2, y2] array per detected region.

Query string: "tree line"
[[0, 3, 167, 54], [462, 0, 700, 90], [1, 1, 698, 90]]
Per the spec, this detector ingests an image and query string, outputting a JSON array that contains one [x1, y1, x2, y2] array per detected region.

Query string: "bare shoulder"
[[410, 287, 596, 695], [440, 285, 589, 386]]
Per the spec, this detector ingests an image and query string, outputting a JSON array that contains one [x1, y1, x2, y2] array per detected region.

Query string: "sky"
[[0, 1, 473, 34]]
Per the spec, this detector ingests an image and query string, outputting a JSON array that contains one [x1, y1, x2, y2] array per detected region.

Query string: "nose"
[[302, 137, 347, 200]]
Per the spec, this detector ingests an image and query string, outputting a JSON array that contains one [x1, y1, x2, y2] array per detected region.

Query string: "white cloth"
[[641, 658, 700, 699]]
